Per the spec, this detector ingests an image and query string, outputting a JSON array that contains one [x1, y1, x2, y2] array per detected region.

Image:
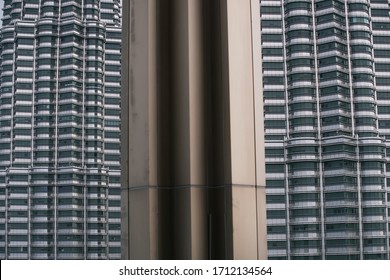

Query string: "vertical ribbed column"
[[170, 0, 207, 259], [121, 0, 266, 260]]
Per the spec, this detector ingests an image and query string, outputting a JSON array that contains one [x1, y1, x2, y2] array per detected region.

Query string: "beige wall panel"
[[231, 186, 259, 259], [225, 0, 256, 186], [126, 0, 157, 187], [128, 188, 158, 259], [121, 0, 159, 259]]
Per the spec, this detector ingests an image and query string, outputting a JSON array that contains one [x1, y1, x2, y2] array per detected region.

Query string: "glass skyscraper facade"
[[261, 0, 390, 259], [0, 0, 121, 259]]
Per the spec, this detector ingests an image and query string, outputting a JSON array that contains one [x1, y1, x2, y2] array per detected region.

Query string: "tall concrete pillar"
[[121, 0, 266, 260]]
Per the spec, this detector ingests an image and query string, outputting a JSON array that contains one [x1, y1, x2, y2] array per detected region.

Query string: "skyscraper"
[[261, 0, 390, 259], [0, 0, 121, 259]]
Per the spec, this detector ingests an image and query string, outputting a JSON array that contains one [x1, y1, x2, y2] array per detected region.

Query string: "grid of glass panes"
[[0, 0, 121, 260], [262, 0, 389, 260]]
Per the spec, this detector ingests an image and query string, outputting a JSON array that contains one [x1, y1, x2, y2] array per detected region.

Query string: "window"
[[289, 87, 315, 97], [287, 44, 313, 54], [374, 49, 390, 57], [263, 62, 284, 71], [353, 88, 374, 97], [320, 71, 348, 82], [290, 193, 318, 202], [265, 120, 286, 129], [352, 59, 372, 68], [266, 164, 284, 173], [321, 101, 350, 111], [324, 176, 356, 186], [266, 180, 284, 188], [372, 22, 390, 30], [353, 73, 372, 82], [317, 27, 346, 39], [363, 207, 386, 216], [349, 17, 370, 26], [375, 63, 390, 72], [264, 91, 285, 99], [262, 34, 283, 42], [262, 20, 282, 28], [288, 73, 314, 83], [287, 30, 312, 40], [266, 210, 286, 219], [355, 117, 376, 126], [264, 105, 285, 114], [361, 161, 383, 170], [376, 78, 390, 86], [373, 36, 390, 44], [265, 148, 284, 157], [101, 3, 114, 9], [289, 146, 317, 155], [371, 8, 390, 17], [261, 6, 281, 15], [291, 208, 319, 217], [285, 2, 311, 12], [355, 103, 375, 112], [349, 4, 368, 12], [287, 58, 313, 68], [286, 16, 311, 26], [319, 56, 347, 67], [289, 162, 317, 171], [317, 13, 345, 25], [263, 76, 284, 85], [316, 0, 344, 11], [350, 31, 371, 40]]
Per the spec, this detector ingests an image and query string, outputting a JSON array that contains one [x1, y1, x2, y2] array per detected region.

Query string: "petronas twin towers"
[[262, 0, 390, 259], [0, 0, 121, 259]]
